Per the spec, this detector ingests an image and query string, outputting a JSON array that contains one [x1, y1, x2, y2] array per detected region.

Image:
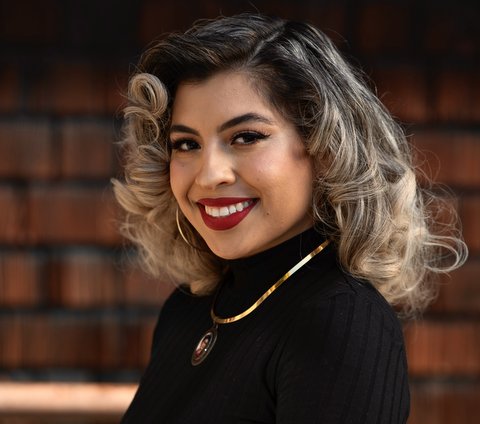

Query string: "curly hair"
[[113, 13, 467, 316]]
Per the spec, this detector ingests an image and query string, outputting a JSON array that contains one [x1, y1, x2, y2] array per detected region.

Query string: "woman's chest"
[[126, 301, 297, 423]]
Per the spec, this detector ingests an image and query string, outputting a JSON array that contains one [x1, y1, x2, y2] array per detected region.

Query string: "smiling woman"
[[112, 13, 467, 424], [169, 72, 313, 258]]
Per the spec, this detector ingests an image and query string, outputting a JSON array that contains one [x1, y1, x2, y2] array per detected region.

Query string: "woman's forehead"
[[171, 72, 278, 125]]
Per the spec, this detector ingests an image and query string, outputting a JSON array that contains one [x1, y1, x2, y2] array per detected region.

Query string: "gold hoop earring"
[[176, 207, 193, 247], [175, 207, 207, 252]]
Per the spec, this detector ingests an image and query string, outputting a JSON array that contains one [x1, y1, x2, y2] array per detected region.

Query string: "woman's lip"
[[197, 197, 255, 207], [197, 199, 258, 231]]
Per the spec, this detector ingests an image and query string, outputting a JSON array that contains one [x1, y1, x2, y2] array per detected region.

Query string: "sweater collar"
[[214, 227, 332, 317], [215, 228, 334, 316], [225, 227, 328, 291]]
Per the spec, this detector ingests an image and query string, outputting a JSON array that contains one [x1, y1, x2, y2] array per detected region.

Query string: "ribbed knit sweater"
[[121, 228, 410, 423]]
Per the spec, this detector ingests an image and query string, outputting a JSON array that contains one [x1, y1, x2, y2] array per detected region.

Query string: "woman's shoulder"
[[273, 270, 410, 423], [295, 266, 405, 342], [273, 268, 408, 391]]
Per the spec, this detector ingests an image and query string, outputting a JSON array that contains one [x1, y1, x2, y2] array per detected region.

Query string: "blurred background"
[[0, 0, 478, 423]]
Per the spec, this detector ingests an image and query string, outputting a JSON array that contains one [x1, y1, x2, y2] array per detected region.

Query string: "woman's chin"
[[208, 244, 246, 260]]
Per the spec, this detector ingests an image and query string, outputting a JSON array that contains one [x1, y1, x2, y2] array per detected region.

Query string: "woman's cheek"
[[169, 161, 183, 201]]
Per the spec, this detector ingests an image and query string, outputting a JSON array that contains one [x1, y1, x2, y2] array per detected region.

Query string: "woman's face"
[[169, 71, 313, 259]]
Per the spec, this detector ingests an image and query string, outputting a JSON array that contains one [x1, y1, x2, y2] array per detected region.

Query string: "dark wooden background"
[[0, 0, 479, 422]]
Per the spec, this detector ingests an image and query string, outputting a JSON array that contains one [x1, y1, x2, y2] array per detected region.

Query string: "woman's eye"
[[232, 131, 269, 145], [170, 139, 200, 152]]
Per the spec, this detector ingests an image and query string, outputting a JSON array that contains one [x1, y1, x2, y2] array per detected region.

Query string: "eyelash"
[[169, 139, 199, 152], [169, 130, 270, 152], [232, 130, 270, 145]]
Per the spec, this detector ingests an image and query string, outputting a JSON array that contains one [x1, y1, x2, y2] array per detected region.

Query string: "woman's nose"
[[194, 144, 236, 190]]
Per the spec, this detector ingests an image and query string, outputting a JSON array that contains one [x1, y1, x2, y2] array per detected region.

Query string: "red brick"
[[373, 67, 429, 123], [0, 314, 156, 369], [424, 5, 480, 58], [0, 1, 59, 43], [0, 314, 43, 368], [123, 260, 174, 306], [404, 320, 480, 376], [138, 2, 217, 43], [0, 253, 43, 306], [357, 3, 410, 53], [29, 63, 111, 116], [410, 382, 480, 424], [435, 69, 480, 123], [412, 131, 480, 188], [459, 196, 480, 255], [48, 252, 120, 308], [46, 252, 172, 308], [59, 121, 116, 179], [430, 259, 480, 314], [122, 317, 156, 368], [0, 66, 21, 112], [261, 3, 346, 37], [308, 6, 347, 47], [28, 185, 121, 245], [138, 2, 347, 47], [0, 121, 57, 179], [0, 187, 28, 244], [106, 69, 129, 115]]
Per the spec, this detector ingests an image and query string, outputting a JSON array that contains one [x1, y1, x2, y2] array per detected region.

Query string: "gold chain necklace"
[[191, 239, 330, 366]]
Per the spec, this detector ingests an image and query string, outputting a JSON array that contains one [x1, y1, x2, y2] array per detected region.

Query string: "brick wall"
[[0, 1, 478, 423]]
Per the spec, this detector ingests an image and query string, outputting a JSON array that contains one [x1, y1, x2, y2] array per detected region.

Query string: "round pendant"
[[191, 325, 217, 366]]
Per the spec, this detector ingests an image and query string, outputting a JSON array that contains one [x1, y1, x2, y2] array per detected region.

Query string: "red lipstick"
[[197, 198, 257, 231]]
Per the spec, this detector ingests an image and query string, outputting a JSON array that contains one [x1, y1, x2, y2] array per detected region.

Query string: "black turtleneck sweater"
[[121, 228, 409, 423]]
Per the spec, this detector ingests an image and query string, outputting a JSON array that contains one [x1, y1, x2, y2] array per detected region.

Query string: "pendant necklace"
[[191, 239, 330, 366]]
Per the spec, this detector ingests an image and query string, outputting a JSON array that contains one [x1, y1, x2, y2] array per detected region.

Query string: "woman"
[[113, 13, 466, 423]]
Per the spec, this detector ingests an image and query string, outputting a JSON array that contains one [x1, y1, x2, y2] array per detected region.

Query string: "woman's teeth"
[[204, 201, 253, 218]]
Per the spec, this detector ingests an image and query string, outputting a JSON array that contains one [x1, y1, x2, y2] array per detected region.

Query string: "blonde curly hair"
[[113, 14, 467, 317]]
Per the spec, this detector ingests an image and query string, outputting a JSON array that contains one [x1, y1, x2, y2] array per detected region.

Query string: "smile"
[[204, 200, 253, 218], [197, 198, 258, 231]]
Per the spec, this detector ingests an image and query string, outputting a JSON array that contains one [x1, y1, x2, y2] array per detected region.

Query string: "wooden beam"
[[0, 383, 136, 416]]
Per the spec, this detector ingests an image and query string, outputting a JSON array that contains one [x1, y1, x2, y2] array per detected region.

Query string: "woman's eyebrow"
[[218, 113, 274, 132], [169, 124, 199, 135], [169, 113, 273, 136]]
